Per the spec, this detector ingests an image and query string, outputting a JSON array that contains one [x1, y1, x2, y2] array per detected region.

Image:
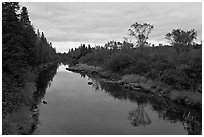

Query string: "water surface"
[[33, 65, 201, 135]]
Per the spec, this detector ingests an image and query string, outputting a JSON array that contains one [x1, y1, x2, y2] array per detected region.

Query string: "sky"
[[20, 2, 202, 53]]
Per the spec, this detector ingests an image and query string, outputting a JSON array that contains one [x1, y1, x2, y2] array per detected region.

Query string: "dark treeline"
[[63, 22, 202, 93], [2, 2, 57, 115]]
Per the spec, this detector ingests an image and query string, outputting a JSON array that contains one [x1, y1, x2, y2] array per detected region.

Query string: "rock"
[[42, 100, 48, 104], [33, 108, 38, 112], [33, 111, 38, 115], [88, 82, 93, 85], [117, 81, 124, 85], [124, 84, 129, 89], [66, 67, 79, 72]]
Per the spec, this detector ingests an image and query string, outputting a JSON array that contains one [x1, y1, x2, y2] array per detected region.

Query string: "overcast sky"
[[20, 2, 202, 53]]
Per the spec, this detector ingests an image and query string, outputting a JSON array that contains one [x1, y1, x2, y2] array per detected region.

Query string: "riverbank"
[[66, 63, 202, 109], [2, 62, 58, 135]]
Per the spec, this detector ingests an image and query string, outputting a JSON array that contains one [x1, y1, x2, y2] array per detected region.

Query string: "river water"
[[32, 65, 201, 135]]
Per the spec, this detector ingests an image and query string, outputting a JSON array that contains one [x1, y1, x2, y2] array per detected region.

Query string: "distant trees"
[[59, 20, 201, 93], [128, 22, 153, 47], [165, 29, 197, 53], [104, 41, 123, 51], [67, 44, 93, 60], [65, 25, 201, 92]]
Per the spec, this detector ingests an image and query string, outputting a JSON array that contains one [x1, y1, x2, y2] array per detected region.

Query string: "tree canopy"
[[128, 22, 153, 47], [165, 29, 197, 53], [165, 29, 197, 46], [2, 2, 58, 115]]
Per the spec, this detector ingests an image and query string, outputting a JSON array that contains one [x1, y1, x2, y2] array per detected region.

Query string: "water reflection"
[[89, 77, 202, 135], [2, 63, 59, 135], [128, 104, 151, 127], [27, 65, 201, 135], [27, 64, 59, 134], [80, 73, 86, 78], [33, 64, 58, 104]]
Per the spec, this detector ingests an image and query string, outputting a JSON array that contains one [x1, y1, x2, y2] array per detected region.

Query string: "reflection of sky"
[[57, 64, 69, 72], [34, 65, 188, 135]]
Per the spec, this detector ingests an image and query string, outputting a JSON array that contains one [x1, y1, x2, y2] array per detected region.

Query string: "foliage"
[[165, 29, 197, 53], [67, 40, 201, 92], [128, 22, 153, 47], [2, 2, 57, 114], [121, 74, 147, 83], [105, 51, 133, 73]]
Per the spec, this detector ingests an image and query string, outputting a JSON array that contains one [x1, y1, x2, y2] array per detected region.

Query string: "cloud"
[[20, 2, 202, 52]]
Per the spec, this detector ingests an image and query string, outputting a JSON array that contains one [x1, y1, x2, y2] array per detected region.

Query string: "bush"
[[76, 45, 201, 92], [121, 74, 147, 83], [105, 52, 132, 73]]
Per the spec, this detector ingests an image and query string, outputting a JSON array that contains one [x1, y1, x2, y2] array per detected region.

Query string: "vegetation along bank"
[[64, 23, 201, 109], [2, 2, 59, 134]]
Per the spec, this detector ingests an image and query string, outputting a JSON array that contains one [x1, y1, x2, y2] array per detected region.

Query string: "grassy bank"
[[2, 63, 57, 135], [67, 63, 201, 109], [2, 69, 37, 134]]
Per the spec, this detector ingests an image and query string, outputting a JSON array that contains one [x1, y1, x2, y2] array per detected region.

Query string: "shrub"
[[105, 52, 132, 73], [121, 74, 147, 83], [76, 45, 201, 92]]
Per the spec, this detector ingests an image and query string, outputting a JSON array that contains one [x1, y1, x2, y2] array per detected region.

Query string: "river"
[[32, 64, 201, 135]]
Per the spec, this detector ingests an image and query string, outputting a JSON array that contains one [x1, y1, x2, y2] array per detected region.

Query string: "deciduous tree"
[[128, 22, 153, 47], [165, 29, 197, 53]]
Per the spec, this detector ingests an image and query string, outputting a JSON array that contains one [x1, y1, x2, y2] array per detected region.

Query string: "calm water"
[[32, 65, 201, 135]]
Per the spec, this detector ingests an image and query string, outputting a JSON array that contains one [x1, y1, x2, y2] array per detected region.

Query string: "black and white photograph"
[[2, 1, 202, 135]]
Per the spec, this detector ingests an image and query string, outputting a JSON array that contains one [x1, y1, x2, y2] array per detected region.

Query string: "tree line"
[[2, 2, 57, 113], [63, 22, 201, 93]]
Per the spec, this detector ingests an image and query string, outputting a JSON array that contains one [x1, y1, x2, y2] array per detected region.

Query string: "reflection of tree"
[[182, 112, 202, 135], [149, 97, 202, 135], [128, 104, 151, 127], [94, 80, 152, 127], [99, 81, 129, 101], [29, 63, 58, 134], [92, 79, 100, 91], [33, 64, 58, 104], [183, 120, 202, 135], [80, 73, 86, 78], [89, 78, 201, 134]]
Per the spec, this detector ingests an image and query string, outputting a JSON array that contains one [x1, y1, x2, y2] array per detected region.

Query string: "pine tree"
[[20, 7, 31, 26]]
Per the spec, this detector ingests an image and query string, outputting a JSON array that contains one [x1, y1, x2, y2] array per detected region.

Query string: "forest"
[[2, 2, 58, 119]]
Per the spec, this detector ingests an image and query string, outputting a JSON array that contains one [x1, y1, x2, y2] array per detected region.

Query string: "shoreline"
[[2, 62, 58, 135], [66, 63, 202, 109]]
